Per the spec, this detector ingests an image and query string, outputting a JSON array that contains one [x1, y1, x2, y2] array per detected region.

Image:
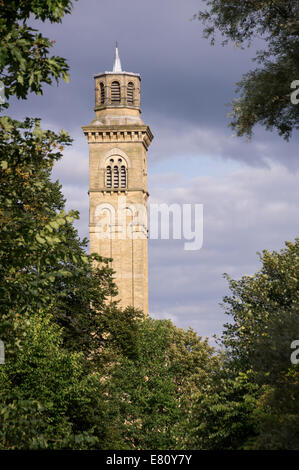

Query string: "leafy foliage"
[[0, 314, 103, 449], [0, 0, 77, 108], [0, 116, 117, 359], [193, 369, 260, 450], [222, 239, 299, 367], [195, 0, 299, 139], [220, 239, 299, 449], [104, 318, 218, 450]]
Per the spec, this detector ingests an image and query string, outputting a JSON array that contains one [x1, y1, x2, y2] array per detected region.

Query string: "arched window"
[[106, 165, 112, 188], [127, 82, 134, 105], [113, 166, 119, 188], [105, 157, 127, 189], [120, 165, 126, 188], [111, 81, 120, 104], [100, 82, 105, 104]]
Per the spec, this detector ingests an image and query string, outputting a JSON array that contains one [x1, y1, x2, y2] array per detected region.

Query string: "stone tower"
[[82, 46, 153, 314]]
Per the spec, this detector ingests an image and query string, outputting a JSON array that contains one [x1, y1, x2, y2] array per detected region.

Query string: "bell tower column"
[[82, 46, 153, 314]]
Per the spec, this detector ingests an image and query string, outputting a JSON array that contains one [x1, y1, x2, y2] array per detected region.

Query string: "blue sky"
[[8, 0, 299, 341]]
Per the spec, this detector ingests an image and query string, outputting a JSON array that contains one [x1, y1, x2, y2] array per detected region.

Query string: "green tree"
[[0, 0, 76, 107], [222, 239, 299, 367], [195, 0, 299, 139], [0, 116, 118, 362], [193, 368, 260, 450], [0, 312, 108, 449], [220, 238, 299, 449], [104, 317, 218, 450]]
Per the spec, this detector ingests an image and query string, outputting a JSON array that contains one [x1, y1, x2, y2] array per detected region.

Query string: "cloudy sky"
[[9, 0, 299, 340]]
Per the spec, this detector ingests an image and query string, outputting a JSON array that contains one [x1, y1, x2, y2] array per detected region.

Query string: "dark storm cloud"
[[148, 118, 299, 169]]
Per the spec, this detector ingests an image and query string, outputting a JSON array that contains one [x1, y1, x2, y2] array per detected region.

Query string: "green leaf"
[[49, 221, 59, 229]]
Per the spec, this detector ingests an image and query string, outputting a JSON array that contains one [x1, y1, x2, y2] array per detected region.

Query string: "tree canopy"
[[195, 0, 299, 140], [0, 0, 76, 107], [220, 239, 299, 449]]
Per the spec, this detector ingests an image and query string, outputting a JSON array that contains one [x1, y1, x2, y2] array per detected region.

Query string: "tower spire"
[[113, 41, 122, 72]]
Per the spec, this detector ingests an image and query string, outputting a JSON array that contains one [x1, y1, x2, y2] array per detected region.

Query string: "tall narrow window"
[[127, 82, 134, 105], [111, 81, 120, 104], [113, 166, 119, 188], [120, 166, 127, 188], [100, 82, 105, 104], [106, 165, 112, 188]]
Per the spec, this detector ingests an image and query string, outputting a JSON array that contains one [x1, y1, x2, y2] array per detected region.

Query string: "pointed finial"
[[113, 42, 122, 73]]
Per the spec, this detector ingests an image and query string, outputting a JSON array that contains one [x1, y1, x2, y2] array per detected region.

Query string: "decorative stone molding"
[[82, 125, 153, 150]]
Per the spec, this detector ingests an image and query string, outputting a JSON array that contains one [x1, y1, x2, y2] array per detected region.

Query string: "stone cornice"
[[82, 124, 154, 150]]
